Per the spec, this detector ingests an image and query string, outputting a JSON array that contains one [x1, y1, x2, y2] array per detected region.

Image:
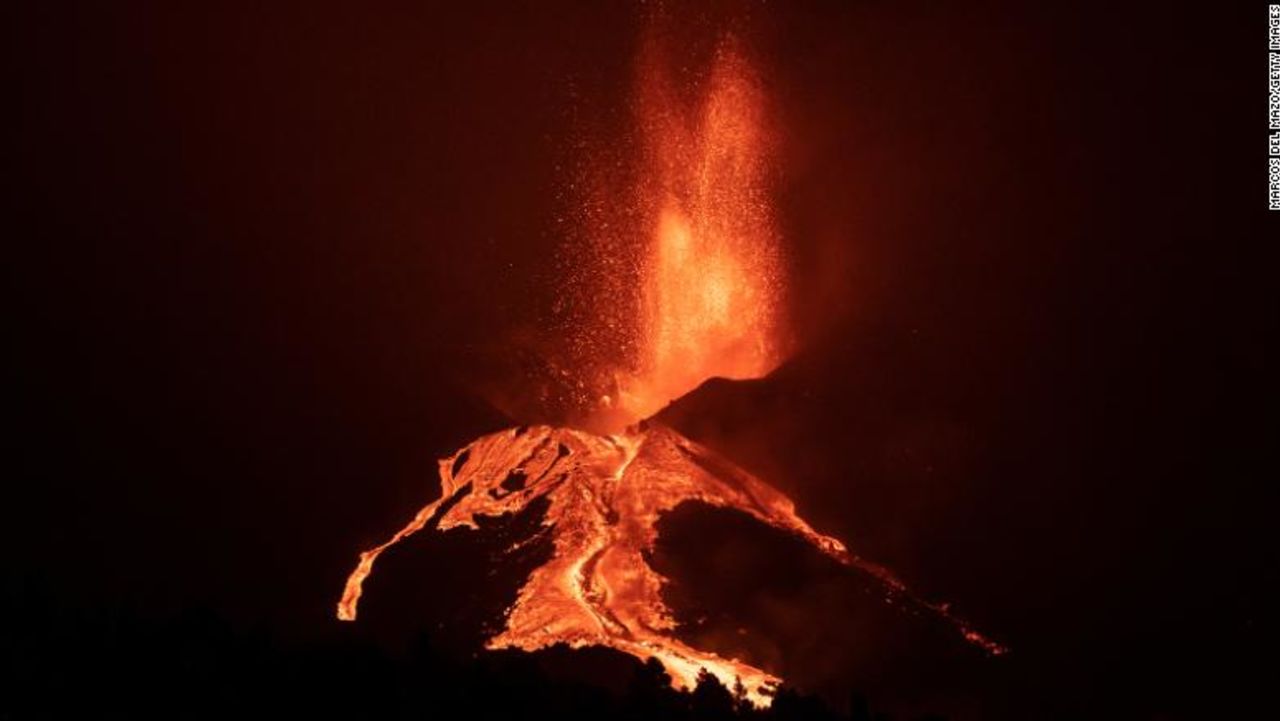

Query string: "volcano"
[[337, 22, 1002, 707]]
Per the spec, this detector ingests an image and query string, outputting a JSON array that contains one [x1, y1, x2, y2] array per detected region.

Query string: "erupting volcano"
[[338, 29, 1004, 707]]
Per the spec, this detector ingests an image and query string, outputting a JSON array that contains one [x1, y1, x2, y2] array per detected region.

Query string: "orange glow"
[[556, 34, 785, 432]]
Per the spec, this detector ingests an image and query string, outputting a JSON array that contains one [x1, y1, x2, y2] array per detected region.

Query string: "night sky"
[[8, 2, 1274, 719]]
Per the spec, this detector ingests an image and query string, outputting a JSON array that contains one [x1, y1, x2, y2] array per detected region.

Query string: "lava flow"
[[337, 30, 1003, 707], [338, 423, 1005, 705]]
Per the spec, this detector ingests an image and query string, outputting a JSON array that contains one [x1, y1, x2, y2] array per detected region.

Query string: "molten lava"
[[337, 28, 1004, 707], [340, 424, 831, 704], [616, 39, 784, 424], [549, 33, 786, 432], [338, 423, 1005, 705]]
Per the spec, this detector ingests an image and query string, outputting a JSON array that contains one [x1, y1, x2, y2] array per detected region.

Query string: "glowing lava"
[[549, 33, 786, 433], [615, 38, 784, 424], [337, 28, 1004, 708], [338, 424, 1005, 705]]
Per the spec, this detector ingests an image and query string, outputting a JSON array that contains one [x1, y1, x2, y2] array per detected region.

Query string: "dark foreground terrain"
[[4, 572, 931, 721]]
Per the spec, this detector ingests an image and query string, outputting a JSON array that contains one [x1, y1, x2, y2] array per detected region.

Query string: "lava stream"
[[338, 423, 1004, 706]]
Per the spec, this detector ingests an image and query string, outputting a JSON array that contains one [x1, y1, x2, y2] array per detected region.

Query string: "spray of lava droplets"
[[337, 32, 1005, 707], [615, 33, 784, 426]]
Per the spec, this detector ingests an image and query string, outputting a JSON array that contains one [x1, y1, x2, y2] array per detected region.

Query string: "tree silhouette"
[[691, 669, 737, 720], [0, 580, 937, 721]]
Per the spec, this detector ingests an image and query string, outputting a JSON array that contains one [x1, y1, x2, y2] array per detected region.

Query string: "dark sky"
[[8, 2, 1274, 719]]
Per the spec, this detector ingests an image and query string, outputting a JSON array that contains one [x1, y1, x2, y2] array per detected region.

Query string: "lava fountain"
[[337, 32, 1004, 707]]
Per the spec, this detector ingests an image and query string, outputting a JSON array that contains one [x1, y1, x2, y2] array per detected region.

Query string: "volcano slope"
[[338, 421, 1003, 705]]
